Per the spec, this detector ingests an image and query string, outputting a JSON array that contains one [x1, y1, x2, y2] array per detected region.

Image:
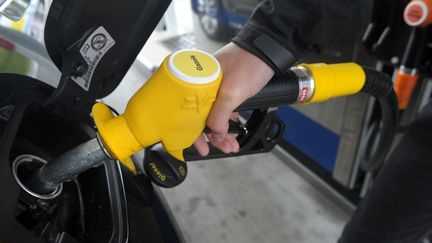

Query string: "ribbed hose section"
[[359, 67, 399, 172], [361, 67, 394, 98], [236, 70, 300, 111]]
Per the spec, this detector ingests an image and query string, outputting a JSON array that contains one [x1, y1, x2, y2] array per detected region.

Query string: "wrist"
[[233, 24, 297, 73], [214, 43, 275, 103], [215, 43, 275, 81]]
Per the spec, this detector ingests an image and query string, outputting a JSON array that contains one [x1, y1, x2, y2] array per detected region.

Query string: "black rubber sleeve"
[[235, 70, 300, 111], [361, 67, 394, 98]]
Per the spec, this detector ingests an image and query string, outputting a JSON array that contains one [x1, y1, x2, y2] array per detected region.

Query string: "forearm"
[[233, 0, 354, 72]]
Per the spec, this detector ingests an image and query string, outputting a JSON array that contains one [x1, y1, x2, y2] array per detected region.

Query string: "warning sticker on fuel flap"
[[72, 26, 115, 91]]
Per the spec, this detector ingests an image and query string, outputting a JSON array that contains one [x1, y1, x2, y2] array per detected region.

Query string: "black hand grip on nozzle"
[[235, 70, 300, 111]]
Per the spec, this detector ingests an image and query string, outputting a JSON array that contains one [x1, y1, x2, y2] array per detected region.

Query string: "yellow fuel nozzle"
[[93, 50, 222, 172], [93, 51, 368, 173]]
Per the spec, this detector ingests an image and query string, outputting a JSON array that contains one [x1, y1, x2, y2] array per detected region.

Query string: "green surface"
[[0, 48, 31, 74]]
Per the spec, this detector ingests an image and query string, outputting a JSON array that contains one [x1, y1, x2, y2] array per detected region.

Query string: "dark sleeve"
[[233, 0, 354, 72]]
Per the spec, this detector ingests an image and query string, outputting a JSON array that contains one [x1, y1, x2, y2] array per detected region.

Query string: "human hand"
[[193, 42, 275, 156]]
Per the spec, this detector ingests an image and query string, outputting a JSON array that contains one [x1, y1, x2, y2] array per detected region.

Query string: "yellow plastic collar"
[[301, 63, 366, 103]]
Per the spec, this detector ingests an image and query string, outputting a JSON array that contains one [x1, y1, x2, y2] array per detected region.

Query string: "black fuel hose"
[[236, 70, 300, 110], [236, 66, 398, 173]]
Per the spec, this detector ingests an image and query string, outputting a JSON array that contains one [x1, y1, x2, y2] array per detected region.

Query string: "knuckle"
[[206, 120, 228, 134]]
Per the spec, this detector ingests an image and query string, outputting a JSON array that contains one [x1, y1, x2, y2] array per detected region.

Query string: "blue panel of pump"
[[277, 107, 340, 173]]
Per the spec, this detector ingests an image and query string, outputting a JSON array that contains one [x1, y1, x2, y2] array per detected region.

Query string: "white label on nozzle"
[[72, 26, 115, 91]]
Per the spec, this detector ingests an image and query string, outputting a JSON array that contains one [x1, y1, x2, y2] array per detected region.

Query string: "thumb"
[[206, 94, 239, 143]]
